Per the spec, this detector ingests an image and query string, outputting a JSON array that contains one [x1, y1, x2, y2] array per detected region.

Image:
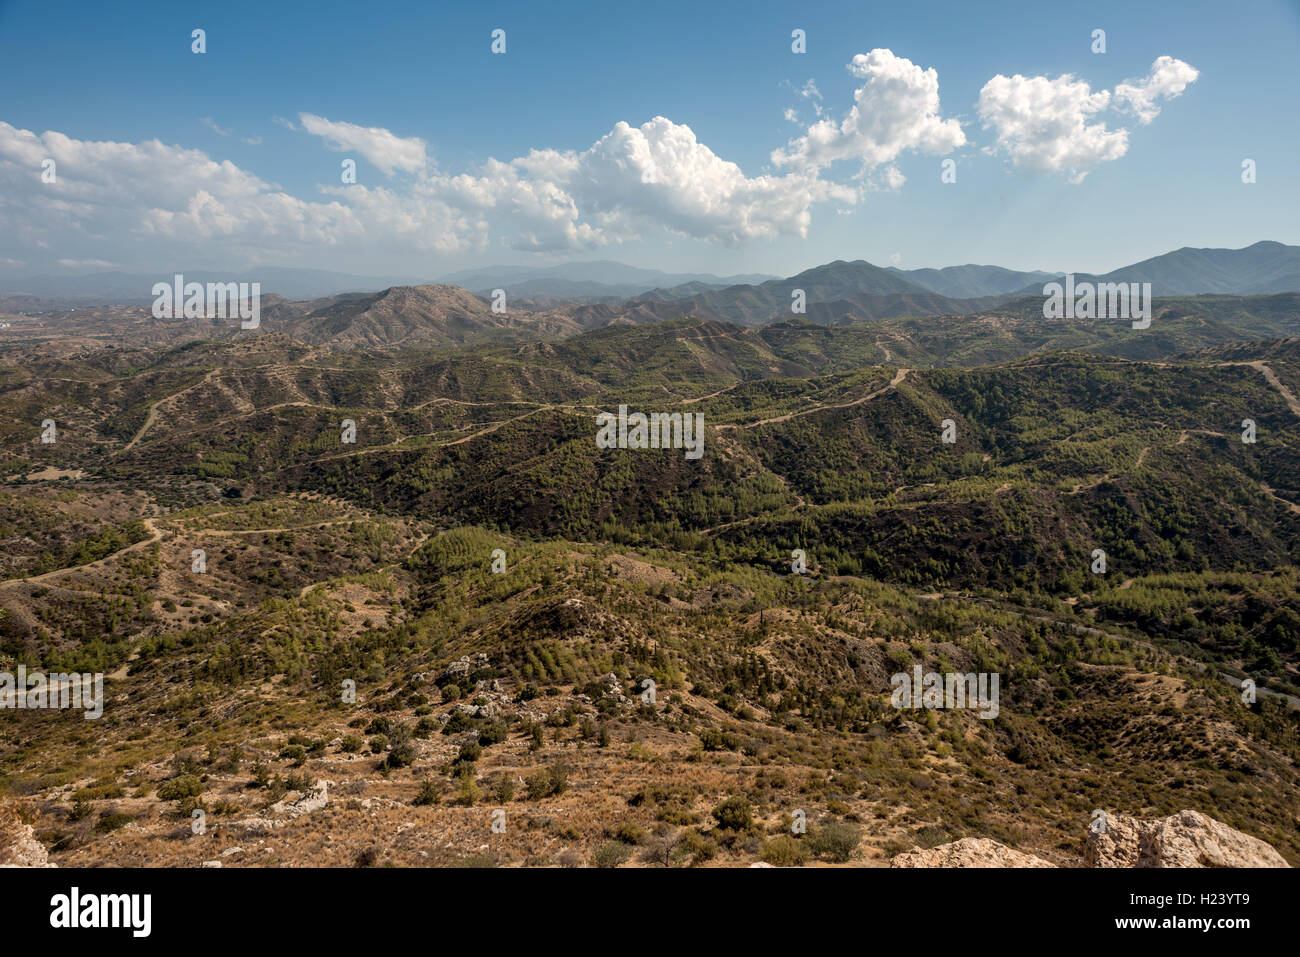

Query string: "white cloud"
[[977, 55, 1198, 182], [204, 118, 260, 145], [773, 49, 965, 176], [0, 113, 856, 266], [568, 117, 854, 248], [977, 72, 1127, 183], [1114, 56, 1199, 124], [420, 117, 855, 251], [0, 120, 369, 265], [298, 113, 428, 175], [58, 258, 115, 268]]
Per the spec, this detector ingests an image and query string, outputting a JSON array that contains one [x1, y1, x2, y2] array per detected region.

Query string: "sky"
[[1, 0, 1298, 280]]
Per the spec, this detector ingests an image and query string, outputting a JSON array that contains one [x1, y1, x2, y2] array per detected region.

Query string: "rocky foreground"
[[890, 810, 1290, 868], [2, 795, 1288, 868]]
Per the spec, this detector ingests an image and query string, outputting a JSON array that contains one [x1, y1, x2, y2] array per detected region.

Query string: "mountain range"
[[6, 243, 1297, 315], [1017, 241, 1300, 297], [3, 243, 1299, 351], [436, 260, 776, 301]]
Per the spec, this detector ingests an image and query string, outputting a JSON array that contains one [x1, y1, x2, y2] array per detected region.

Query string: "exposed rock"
[[1086, 810, 1290, 868], [270, 779, 329, 819], [238, 779, 330, 832], [890, 838, 1055, 868], [0, 801, 53, 867], [601, 672, 623, 693], [444, 653, 489, 681], [453, 692, 509, 720]]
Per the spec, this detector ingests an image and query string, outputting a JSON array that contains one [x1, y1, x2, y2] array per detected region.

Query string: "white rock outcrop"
[[1086, 810, 1290, 868], [890, 837, 1054, 868]]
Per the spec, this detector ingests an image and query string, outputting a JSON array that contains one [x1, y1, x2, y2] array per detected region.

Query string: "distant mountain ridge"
[[603, 242, 1300, 328], [585, 259, 939, 327], [6, 243, 1297, 343], [0, 267, 424, 304], [439, 260, 776, 300], [1016, 241, 1300, 296], [886, 263, 1058, 298]]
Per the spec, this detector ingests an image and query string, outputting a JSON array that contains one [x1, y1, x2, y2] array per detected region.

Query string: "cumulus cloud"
[[298, 112, 428, 175], [0, 113, 856, 265], [569, 117, 854, 247], [773, 49, 965, 176], [0, 120, 368, 264], [417, 117, 856, 251], [977, 73, 1125, 183], [977, 55, 1197, 182], [1114, 56, 1199, 123]]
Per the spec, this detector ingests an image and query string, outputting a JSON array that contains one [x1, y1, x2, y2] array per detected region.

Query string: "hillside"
[[3, 314, 1299, 868]]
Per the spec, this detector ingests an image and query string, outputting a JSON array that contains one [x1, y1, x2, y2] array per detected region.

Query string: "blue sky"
[[1, 0, 1297, 279]]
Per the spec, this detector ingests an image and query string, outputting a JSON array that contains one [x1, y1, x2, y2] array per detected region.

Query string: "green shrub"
[[614, 822, 646, 845], [413, 780, 440, 806], [760, 835, 809, 867], [385, 740, 417, 769], [711, 796, 752, 831], [95, 812, 133, 833], [524, 763, 568, 800], [454, 773, 480, 806], [591, 842, 633, 868], [156, 774, 204, 802], [495, 775, 516, 802], [457, 741, 482, 764], [808, 821, 861, 862]]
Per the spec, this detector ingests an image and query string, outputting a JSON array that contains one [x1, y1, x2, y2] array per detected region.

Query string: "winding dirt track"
[[0, 518, 164, 588], [1220, 360, 1300, 417], [716, 368, 910, 431]]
